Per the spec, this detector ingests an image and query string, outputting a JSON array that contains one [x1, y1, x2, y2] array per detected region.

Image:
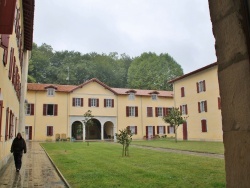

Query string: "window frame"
[[47, 126, 53, 136], [157, 107, 163, 117], [151, 94, 157, 100], [129, 126, 137, 135], [128, 93, 135, 100], [201, 119, 207, 132], [47, 88, 55, 96]]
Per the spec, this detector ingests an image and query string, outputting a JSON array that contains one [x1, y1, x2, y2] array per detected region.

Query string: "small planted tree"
[[115, 127, 133, 157], [162, 107, 188, 143], [83, 110, 94, 146]]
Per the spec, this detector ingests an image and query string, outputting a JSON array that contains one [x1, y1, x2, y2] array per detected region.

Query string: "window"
[[26, 103, 34, 115], [128, 126, 137, 135], [218, 97, 221, 110], [47, 126, 53, 136], [180, 105, 188, 115], [43, 104, 58, 116], [104, 99, 114, 107], [147, 107, 153, 117], [198, 101, 207, 113], [151, 94, 157, 100], [72, 98, 83, 107], [126, 106, 138, 117], [88, 98, 99, 107], [157, 126, 166, 134], [181, 87, 185, 97], [47, 88, 55, 96], [197, 80, 206, 93], [5, 107, 9, 140], [146, 126, 155, 138], [201, 119, 207, 132], [155, 107, 170, 117], [128, 93, 135, 100], [156, 107, 163, 117], [167, 126, 175, 134]]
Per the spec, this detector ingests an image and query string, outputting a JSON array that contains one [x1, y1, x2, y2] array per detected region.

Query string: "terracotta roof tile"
[[27, 83, 77, 92], [111, 88, 173, 97]]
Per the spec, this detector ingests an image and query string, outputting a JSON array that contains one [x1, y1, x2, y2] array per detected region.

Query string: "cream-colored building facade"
[[0, 0, 34, 170], [25, 78, 175, 141], [169, 62, 222, 141]]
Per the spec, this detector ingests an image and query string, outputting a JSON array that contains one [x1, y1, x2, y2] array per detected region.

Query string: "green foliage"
[[162, 107, 188, 142], [83, 110, 94, 146], [127, 52, 183, 90], [115, 127, 133, 157]]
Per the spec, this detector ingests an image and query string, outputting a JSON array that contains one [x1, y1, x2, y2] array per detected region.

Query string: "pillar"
[[101, 124, 104, 140], [83, 124, 85, 141], [209, 1, 250, 187]]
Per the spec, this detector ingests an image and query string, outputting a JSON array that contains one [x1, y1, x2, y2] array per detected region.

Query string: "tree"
[[162, 108, 188, 143], [115, 127, 133, 157], [83, 110, 94, 146], [127, 52, 183, 90]]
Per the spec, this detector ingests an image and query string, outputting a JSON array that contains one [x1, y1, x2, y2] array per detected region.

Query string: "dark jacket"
[[11, 133, 27, 154]]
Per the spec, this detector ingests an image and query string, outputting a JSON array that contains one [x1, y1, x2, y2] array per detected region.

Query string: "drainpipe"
[[19, 50, 29, 137]]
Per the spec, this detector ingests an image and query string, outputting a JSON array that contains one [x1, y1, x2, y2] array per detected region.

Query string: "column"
[[83, 124, 85, 141], [113, 125, 117, 142], [101, 124, 104, 140]]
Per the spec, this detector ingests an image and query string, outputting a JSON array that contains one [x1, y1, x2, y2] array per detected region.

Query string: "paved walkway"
[[0, 142, 67, 188]]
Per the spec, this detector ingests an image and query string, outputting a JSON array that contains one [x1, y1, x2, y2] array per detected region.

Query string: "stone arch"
[[72, 121, 83, 140], [104, 121, 114, 139], [85, 118, 101, 140]]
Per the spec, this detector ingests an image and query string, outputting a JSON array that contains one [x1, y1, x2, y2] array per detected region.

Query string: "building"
[[25, 78, 175, 141], [0, 0, 35, 170], [169, 62, 222, 141]]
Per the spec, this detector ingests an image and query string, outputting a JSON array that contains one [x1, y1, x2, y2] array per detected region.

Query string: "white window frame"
[[157, 107, 163, 117], [128, 93, 135, 100], [129, 126, 136, 134], [158, 126, 164, 134], [47, 88, 55, 96], [91, 98, 98, 107], [106, 99, 112, 107], [129, 106, 135, 117], [151, 94, 157, 100], [75, 98, 82, 107], [46, 104, 55, 116], [25, 104, 31, 115], [198, 81, 205, 93], [169, 126, 175, 134], [200, 101, 206, 112], [181, 105, 187, 115]]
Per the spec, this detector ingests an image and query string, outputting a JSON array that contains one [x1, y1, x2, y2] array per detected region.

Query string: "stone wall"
[[209, 0, 250, 187]]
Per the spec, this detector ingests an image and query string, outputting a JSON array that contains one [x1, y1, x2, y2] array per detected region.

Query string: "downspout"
[[19, 50, 29, 136]]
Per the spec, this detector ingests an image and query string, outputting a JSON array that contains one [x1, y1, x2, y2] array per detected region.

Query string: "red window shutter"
[[198, 102, 200, 113], [8, 48, 14, 79], [31, 104, 34, 115], [163, 108, 166, 116], [5, 107, 9, 140], [81, 98, 83, 107], [54, 104, 58, 116], [167, 126, 170, 134], [8, 110, 12, 138], [181, 87, 185, 97], [126, 106, 129, 117], [0, 34, 10, 48], [218, 97, 221, 110], [47, 126, 49, 136], [205, 101, 207, 112], [135, 107, 138, 117], [147, 107, 150, 117], [3, 48, 8, 66], [97, 99, 99, 107], [29, 126, 32, 140], [0, 0, 17, 34], [203, 80, 206, 91], [135, 126, 137, 134], [173, 126, 176, 133], [104, 99, 106, 107], [196, 82, 199, 93], [166, 108, 169, 116], [146, 126, 148, 137], [180, 105, 182, 114], [157, 126, 159, 134], [72, 98, 75, 106], [12, 59, 16, 84], [51, 127, 53, 136], [201, 120, 207, 132], [112, 99, 114, 107], [14, 66, 18, 90], [155, 107, 158, 117], [185, 105, 188, 115], [0, 100, 3, 136], [163, 126, 166, 134], [43, 104, 46, 116], [88, 98, 91, 107], [14, 117, 17, 137], [153, 126, 155, 136]]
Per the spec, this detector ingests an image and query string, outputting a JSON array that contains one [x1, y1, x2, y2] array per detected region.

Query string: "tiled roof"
[[27, 78, 173, 97], [27, 83, 77, 92], [111, 88, 173, 97], [168, 62, 217, 83]]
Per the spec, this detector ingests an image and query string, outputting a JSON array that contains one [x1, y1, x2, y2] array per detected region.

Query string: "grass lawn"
[[42, 142, 225, 188], [132, 139, 224, 154]]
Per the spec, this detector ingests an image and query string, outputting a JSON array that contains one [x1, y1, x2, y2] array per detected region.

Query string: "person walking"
[[11, 133, 27, 172]]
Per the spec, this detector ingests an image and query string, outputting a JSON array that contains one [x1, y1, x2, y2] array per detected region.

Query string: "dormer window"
[[129, 93, 135, 100], [151, 94, 157, 100], [47, 88, 55, 96]]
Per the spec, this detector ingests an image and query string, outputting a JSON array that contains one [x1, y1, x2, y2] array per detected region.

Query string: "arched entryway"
[[85, 118, 101, 140], [104, 121, 114, 139], [72, 121, 83, 140]]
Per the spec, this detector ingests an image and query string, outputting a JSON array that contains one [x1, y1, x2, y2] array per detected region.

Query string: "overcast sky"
[[33, 0, 216, 74]]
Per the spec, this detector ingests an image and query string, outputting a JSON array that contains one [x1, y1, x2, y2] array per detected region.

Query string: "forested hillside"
[[28, 43, 183, 90]]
